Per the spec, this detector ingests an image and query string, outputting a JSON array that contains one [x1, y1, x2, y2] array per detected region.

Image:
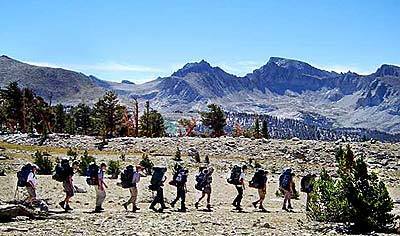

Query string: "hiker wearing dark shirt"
[[59, 161, 79, 212], [170, 168, 188, 212], [301, 173, 316, 211], [252, 170, 268, 212], [279, 168, 294, 211], [232, 165, 247, 211], [95, 163, 108, 213]]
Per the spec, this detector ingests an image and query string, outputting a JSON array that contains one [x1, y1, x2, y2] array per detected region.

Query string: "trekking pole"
[[14, 184, 19, 201]]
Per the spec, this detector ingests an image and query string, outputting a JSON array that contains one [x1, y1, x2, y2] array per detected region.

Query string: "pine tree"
[[0, 82, 24, 131], [309, 145, 396, 233], [139, 101, 165, 137], [261, 120, 269, 139], [92, 91, 124, 140], [253, 115, 261, 138], [73, 103, 92, 135], [200, 104, 226, 137], [53, 104, 66, 133]]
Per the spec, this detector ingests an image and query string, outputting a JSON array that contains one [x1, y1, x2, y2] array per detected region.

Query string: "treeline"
[[1, 82, 398, 142], [0, 82, 165, 139], [225, 112, 400, 142]]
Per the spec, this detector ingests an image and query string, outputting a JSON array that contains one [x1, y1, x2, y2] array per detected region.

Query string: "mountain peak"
[[267, 57, 314, 70], [0, 55, 15, 61], [172, 59, 214, 77], [375, 64, 400, 77]]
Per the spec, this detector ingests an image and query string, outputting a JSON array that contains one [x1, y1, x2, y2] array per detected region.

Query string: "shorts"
[[63, 181, 75, 197], [203, 186, 212, 194], [26, 186, 36, 198]]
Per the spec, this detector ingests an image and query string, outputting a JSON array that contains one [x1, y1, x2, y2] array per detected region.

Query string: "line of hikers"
[[16, 160, 316, 213]]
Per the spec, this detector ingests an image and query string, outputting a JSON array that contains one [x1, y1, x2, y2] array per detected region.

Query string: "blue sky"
[[1, 1, 399, 83]]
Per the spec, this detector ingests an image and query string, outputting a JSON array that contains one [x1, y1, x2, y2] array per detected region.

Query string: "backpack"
[[17, 164, 32, 187], [149, 166, 166, 190], [175, 170, 187, 185], [279, 171, 292, 190], [301, 174, 314, 193], [227, 165, 242, 185], [195, 172, 206, 191], [249, 169, 267, 189], [52, 159, 70, 182], [121, 165, 135, 188], [86, 163, 99, 186]]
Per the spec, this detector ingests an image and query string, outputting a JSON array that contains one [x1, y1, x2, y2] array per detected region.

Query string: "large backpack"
[[52, 159, 70, 182], [195, 172, 206, 191], [149, 166, 166, 190], [227, 165, 242, 185], [86, 163, 99, 186], [17, 164, 32, 187], [279, 171, 292, 190], [175, 170, 188, 185], [120, 165, 135, 188], [301, 174, 314, 193], [249, 169, 267, 189]]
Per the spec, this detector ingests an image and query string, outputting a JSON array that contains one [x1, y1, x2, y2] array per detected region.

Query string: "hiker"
[[301, 173, 316, 211], [250, 169, 268, 212], [95, 163, 108, 213], [123, 165, 143, 212], [229, 165, 247, 211], [149, 166, 167, 212], [59, 160, 80, 212], [26, 164, 39, 206], [279, 168, 294, 211], [170, 166, 188, 212], [194, 166, 214, 211]]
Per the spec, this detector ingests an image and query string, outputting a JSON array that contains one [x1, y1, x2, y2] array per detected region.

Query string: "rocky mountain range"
[[1, 55, 399, 134]]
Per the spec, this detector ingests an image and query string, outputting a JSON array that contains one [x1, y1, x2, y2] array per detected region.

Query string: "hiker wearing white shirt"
[[26, 164, 39, 206], [123, 165, 143, 212]]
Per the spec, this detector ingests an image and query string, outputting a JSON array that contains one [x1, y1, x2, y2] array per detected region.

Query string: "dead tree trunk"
[[0, 204, 36, 221]]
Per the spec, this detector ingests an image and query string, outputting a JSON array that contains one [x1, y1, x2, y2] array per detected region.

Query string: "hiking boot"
[[194, 202, 199, 209], [287, 205, 293, 210], [252, 201, 258, 209], [94, 207, 102, 213], [65, 205, 73, 211], [149, 206, 158, 212], [236, 206, 243, 211], [259, 207, 267, 212], [177, 208, 187, 212], [59, 201, 65, 209], [206, 204, 212, 211], [282, 206, 289, 211], [123, 203, 128, 211], [133, 206, 140, 211]]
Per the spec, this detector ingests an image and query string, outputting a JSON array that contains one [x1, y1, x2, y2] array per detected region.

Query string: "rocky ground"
[[0, 134, 399, 235]]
